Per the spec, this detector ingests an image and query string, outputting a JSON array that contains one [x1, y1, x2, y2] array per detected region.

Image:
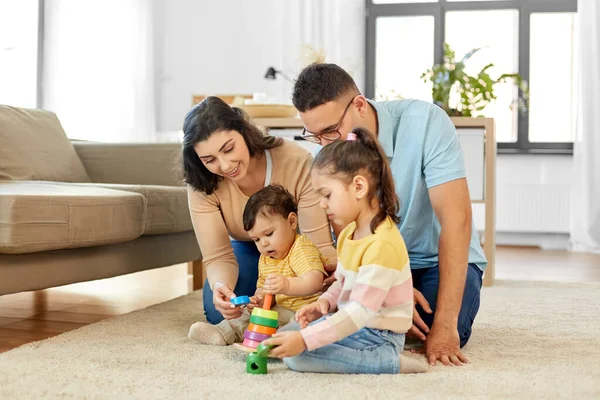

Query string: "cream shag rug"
[[1, 280, 599, 399]]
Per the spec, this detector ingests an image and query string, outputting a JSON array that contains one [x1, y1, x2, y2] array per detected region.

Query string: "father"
[[292, 63, 487, 367]]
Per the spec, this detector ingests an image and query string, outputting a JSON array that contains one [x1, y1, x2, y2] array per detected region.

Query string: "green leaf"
[[421, 43, 529, 118]]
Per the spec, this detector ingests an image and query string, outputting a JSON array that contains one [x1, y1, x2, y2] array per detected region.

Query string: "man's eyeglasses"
[[300, 95, 359, 144]]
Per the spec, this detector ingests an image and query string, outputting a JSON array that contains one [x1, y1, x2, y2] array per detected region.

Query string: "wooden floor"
[[1, 246, 599, 354]]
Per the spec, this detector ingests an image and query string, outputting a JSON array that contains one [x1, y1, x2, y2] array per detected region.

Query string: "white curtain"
[[43, 0, 156, 142], [570, 0, 600, 253], [277, 0, 365, 102]]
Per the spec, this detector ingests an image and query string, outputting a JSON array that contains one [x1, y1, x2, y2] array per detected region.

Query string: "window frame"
[[365, 0, 578, 154]]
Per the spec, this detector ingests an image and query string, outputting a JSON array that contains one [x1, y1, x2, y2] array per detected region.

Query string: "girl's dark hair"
[[312, 128, 400, 233], [181, 96, 283, 194], [243, 184, 298, 232]]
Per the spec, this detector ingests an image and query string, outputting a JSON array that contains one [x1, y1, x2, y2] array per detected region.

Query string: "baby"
[[188, 184, 328, 345]]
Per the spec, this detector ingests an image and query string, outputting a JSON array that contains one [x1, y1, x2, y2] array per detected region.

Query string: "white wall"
[[154, 0, 285, 132], [154, 1, 574, 244], [153, 0, 365, 134]]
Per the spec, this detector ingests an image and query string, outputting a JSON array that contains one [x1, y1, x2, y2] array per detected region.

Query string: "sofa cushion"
[[85, 184, 192, 235], [0, 105, 91, 182], [0, 181, 145, 254]]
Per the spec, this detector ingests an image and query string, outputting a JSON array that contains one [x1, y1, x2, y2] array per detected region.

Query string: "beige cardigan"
[[187, 139, 336, 288]]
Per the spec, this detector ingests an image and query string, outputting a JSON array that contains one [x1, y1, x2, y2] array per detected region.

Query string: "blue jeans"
[[202, 240, 260, 324], [280, 317, 405, 374], [411, 263, 483, 347]]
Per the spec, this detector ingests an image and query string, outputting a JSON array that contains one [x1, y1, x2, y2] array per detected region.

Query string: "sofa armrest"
[[73, 142, 183, 186]]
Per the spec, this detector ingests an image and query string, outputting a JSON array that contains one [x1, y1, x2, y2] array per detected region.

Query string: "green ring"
[[249, 315, 278, 328]]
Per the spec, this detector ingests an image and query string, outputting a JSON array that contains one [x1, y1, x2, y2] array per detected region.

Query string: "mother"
[[182, 96, 337, 324]]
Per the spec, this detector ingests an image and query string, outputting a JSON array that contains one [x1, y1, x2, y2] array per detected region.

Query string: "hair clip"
[[346, 132, 357, 141]]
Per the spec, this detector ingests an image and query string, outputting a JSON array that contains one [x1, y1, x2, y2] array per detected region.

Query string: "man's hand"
[[407, 289, 433, 341], [264, 331, 307, 358], [425, 323, 469, 366], [263, 273, 289, 295], [296, 298, 330, 328], [427, 178, 472, 366]]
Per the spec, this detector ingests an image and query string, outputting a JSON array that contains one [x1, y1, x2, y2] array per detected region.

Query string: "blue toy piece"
[[230, 295, 251, 306]]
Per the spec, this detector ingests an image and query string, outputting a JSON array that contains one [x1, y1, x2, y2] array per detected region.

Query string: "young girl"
[[264, 128, 428, 374]]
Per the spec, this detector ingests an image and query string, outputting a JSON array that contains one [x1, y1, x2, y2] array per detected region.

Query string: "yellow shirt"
[[302, 217, 413, 351], [257, 234, 327, 311]]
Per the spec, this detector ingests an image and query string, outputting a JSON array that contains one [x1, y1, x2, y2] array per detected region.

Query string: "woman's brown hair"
[[312, 127, 400, 233], [181, 96, 283, 194]]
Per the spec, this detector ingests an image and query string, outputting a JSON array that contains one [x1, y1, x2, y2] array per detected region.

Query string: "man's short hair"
[[292, 63, 359, 112]]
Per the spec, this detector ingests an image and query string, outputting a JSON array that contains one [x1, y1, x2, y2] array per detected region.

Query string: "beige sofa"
[[0, 105, 203, 296]]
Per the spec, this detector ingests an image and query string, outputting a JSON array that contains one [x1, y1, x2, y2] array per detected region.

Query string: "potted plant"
[[421, 43, 529, 117]]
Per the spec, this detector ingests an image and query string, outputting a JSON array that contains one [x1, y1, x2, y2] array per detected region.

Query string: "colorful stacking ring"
[[230, 296, 250, 306], [251, 307, 278, 320], [244, 330, 270, 342], [242, 338, 261, 349], [249, 315, 278, 328], [247, 323, 277, 336]]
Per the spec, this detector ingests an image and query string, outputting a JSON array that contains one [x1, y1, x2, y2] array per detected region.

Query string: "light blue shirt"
[[372, 99, 487, 270], [317, 99, 487, 271]]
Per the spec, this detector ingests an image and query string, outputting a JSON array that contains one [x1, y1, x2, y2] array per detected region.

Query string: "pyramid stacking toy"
[[242, 293, 278, 349]]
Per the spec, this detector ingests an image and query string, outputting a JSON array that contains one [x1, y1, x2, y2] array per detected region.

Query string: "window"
[[529, 12, 577, 143], [375, 16, 435, 102], [0, 0, 41, 108], [366, 0, 578, 153]]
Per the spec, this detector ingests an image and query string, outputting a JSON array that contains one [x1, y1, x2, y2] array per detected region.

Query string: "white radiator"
[[473, 155, 573, 234], [496, 183, 571, 233]]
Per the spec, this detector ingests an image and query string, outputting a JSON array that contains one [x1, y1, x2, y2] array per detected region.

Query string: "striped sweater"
[[301, 217, 413, 351]]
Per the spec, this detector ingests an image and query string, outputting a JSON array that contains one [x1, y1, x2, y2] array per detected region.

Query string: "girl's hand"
[[263, 273, 289, 295], [264, 331, 307, 358], [212, 281, 243, 319], [296, 298, 330, 328]]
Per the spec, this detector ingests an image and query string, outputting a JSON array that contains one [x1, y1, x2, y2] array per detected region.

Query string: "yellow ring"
[[252, 307, 278, 320]]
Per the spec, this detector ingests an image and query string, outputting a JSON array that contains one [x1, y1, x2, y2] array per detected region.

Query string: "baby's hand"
[[248, 294, 263, 311], [263, 273, 289, 295]]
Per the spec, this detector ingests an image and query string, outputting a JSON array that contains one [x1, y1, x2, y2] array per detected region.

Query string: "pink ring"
[[242, 338, 261, 348], [244, 330, 270, 342]]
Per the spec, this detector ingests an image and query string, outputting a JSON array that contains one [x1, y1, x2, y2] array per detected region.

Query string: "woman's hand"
[[295, 298, 330, 328], [212, 281, 243, 319]]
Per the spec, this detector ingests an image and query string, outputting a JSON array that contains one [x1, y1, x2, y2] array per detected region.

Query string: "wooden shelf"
[[252, 117, 304, 129], [451, 117, 496, 287]]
